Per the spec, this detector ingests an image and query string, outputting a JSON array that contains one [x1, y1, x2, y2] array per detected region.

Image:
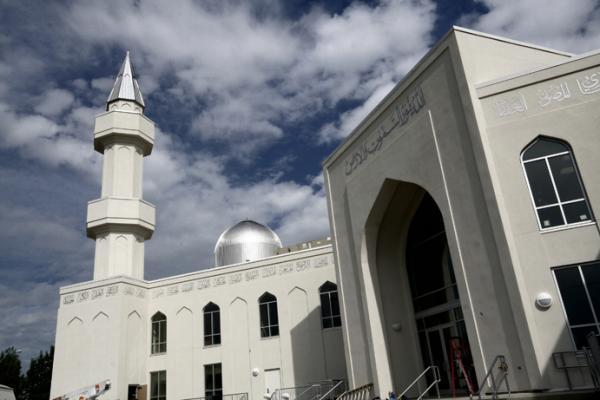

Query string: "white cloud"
[[34, 88, 74, 117], [0, 102, 101, 175], [319, 81, 396, 141], [468, 0, 600, 53], [62, 0, 436, 150], [143, 128, 329, 276]]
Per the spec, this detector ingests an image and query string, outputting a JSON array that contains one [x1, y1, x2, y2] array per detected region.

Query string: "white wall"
[[51, 246, 347, 400]]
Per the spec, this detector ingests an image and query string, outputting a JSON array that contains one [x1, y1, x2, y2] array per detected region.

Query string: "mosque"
[[51, 27, 600, 400]]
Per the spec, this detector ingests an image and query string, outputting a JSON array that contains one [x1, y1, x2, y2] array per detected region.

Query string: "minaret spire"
[[87, 51, 156, 280], [106, 51, 145, 111]]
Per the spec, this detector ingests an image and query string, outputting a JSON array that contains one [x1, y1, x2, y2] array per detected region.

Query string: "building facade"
[[50, 54, 346, 400], [324, 27, 600, 396]]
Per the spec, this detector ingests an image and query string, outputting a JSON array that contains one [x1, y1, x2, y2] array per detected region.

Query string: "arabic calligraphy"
[[345, 87, 426, 176], [537, 82, 571, 107], [576, 72, 600, 95], [494, 94, 527, 117]]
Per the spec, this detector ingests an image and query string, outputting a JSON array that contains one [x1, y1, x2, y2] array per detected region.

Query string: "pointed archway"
[[365, 180, 476, 395]]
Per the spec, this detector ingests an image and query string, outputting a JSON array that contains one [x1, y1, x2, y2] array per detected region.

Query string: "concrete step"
[[432, 388, 598, 400]]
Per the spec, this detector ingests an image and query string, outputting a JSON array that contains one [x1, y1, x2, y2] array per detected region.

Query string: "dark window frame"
[[521, 137, 593, 231], [203, 302, 221, 346], [150, 370, 166, 400], [204, 363, 223, 400], [151, 312, 167, 354], [259, 292, 279, 338], [553, 261, 600, 349], [319, 281, 342, 329]]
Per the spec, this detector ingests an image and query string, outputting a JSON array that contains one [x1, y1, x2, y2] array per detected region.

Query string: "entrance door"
[[264, 369, 281, 397], [406, 194, 475, 395]]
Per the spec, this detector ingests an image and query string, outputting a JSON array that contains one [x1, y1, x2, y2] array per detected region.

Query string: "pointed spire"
[[106, 51, 145, 110]]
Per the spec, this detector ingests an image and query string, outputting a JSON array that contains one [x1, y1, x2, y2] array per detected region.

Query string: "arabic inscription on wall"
[[344, 87, 426, 176]]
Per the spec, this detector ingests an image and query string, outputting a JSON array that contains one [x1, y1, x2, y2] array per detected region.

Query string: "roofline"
[[476, 47, 600, 97], [321, 26, 571, 169], [452, 26, 572, 57], [59, 243, 333, 292], [148, 242, 333, 286]]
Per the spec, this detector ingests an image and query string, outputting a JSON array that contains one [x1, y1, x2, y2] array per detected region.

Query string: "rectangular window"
[[554, 262, 600, 348], [150, 371, 166, 400], [204, 363, 222, 400]]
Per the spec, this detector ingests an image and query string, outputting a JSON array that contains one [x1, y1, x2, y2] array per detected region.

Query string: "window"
[[554, 262, 600, 349], [204, 363, 222, 400], [151, 312, 167, 354], [521, 137, 592, 230], [319, 281, 342, 328], [259, 292, 279, 338], [203, 302, 221, 346], [150, 370, 166, 400]]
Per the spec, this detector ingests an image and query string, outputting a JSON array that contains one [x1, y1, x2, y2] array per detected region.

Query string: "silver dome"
[[214, 220, 282, 267]]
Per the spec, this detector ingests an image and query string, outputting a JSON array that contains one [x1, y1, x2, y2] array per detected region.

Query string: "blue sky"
[[1, 0, 600, 367]]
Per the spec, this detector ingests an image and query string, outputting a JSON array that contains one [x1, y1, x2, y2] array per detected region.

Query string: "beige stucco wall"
[[323, 27, 599, 396]]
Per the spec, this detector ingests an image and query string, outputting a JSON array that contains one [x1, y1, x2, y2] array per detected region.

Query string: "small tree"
[[23, 346, 54, 400], [0, 347, 22, 397]]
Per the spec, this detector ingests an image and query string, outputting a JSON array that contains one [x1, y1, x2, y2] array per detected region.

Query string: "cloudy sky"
[[1, 0, 600, 367]]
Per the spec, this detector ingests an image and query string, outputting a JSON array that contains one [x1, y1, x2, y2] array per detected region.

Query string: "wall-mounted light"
[[535, 292, 553, 310], [252, 368, 260, 377]]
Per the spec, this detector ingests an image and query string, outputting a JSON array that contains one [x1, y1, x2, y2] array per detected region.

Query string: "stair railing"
[[316, 380, 345, 400], [335, 383, 373, 400], [398, 365, 441, 400], [473, 355, 510, 400]]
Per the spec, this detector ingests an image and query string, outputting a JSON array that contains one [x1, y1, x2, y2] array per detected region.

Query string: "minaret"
[[86, 51, 155, 280]]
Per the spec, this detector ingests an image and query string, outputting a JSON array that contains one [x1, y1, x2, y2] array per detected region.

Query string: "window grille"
[[521, 137, 593, 230], [259, 292, 279, 338], [203, 302, 221, 346], [151, 312, 167, 354], [320, 281, 342, 328]]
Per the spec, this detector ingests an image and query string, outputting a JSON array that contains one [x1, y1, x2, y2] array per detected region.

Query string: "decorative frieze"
[[229, 273, 242, 284], [261, 266, 276, 278], [197, 279, 211, 290], [245, 270, 259, 281], [494, 94, 527, 117], [576, 72, 600, 95], [63, 253, 333, 304], [279, 263, 294, 274], [491, 69, 600, 120], [167, 285, 179, 296]]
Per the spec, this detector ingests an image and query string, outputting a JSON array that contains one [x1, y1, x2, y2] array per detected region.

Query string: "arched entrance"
[[368, 181, 476, 395], [405, 193, 475, 392]]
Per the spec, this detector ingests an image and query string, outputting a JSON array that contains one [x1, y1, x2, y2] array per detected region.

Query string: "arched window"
[[203, 302, 221, 346], [259, 292, 279, 338], [151, 312, 167, 354], [320, 281, 342, 328], [522, 137, 592, 230]]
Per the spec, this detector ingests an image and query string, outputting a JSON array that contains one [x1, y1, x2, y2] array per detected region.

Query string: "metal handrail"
[[398, 365, 441, 400], [473, 355, 510, 400], [182, 393, 248, 400], [317, 380, 345, 400], [273, 385, 314, 400], [335, 383, 373, 400]]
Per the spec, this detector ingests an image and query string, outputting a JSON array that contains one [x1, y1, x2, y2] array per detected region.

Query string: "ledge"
[[94, 110, 155, 156], [86, 197, 155, 239]]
